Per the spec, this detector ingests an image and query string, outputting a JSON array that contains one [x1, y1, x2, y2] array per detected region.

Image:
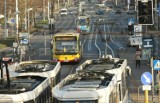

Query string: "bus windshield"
[[55, 36, 77, 55], [78, 18, 87, 25]]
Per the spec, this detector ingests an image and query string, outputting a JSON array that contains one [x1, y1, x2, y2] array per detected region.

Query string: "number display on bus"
[[55, 37, 76, 41]]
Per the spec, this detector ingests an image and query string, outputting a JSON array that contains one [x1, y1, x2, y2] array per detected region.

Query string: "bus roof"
[[53, 32, 80, 37], [78, 15, 90, 19]]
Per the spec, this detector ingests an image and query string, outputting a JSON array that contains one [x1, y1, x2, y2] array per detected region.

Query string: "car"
[[60, 8, 68, 16], [115, 8, 121, 14], [94, 16, 105, 25], [68, 10, 78, 15], [105, 1, 114, 8], [127, 10, 135, 14], [127, 6, 135, 14], [96, 9, 105, 15]]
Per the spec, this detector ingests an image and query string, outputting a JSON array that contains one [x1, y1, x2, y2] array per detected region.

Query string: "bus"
[[76, 15, 91, 34], [51, 32, 81, 62], [52, 55, 131, 103]]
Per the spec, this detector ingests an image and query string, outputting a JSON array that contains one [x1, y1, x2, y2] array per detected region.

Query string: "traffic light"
[[138, 0, 153, 25], [128, 24, 134, 31], [128, 24, 134, 35]]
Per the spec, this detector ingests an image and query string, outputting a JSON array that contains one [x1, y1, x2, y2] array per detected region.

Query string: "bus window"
[[79, 19, 86, 25]]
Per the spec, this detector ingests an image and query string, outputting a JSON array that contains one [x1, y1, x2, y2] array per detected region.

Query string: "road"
[[30, 6, 130, 78], [15, 4, 160, 103]]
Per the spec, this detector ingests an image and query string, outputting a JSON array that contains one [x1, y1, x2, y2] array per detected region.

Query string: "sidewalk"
[[119, 47, 159, 103]]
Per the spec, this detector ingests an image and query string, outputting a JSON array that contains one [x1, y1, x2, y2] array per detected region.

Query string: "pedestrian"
[[135, 50, 141, 69]]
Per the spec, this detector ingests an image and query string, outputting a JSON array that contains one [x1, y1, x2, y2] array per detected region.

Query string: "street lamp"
[[27, 8, 33, 41], [15, 0, 19, 45], [14, 11, 20, 45], [4, 0, 7, 37]]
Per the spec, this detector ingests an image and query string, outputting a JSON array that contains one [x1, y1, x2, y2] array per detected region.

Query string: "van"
[[60, 8, 68, 16]]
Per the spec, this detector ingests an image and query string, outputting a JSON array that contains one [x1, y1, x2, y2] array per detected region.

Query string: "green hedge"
[[0, 44, 7, 49]]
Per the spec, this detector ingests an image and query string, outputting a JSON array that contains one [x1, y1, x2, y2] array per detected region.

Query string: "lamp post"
[[14, 11, 20, 45], [48, 0, 50, 20], [24, 0, 27, 30], [43, 0, 46, 21], [27, 8, 33, 41], [4, 0, 7, 37], [15, 0, 19, 44]]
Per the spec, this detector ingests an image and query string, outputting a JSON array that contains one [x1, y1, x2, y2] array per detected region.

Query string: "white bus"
[[76, 15, 91, 34], [52, 55, 131, 103]]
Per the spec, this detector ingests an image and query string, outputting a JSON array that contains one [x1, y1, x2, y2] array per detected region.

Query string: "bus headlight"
[[52, 58, 58, 62], [74, 58, 80, 61]]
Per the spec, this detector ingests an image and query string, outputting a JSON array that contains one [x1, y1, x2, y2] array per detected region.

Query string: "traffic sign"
[[13, 42, 18, 48], [159, 2, 160, 16], [134, 25, 142, 36], [142, 37, 153, 48], [19, 32, 29, 45], [141, 37, 154, 60], [141, 48, 152, 60], [11, 18, 14, 23], [128, 18, 134, 25], [20, 39, 29, 44], [141, 72, 152, 85], [142, 85, 151, 91], [153, 60, 160, 70]]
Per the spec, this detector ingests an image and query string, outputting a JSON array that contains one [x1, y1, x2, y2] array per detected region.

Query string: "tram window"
[[58, 100, 98, 103], [51, 77, 56, 86], [36, 95, 40, 103], [24, 100, 34, 103], [119, 84, 122, 101], [56, 70, 61, 84], [121, 72, 127, 100], [46, 87, 50, 102], [109, 88, 117, 103], [109, 91, 114, 103], [42, 92, 45, 103]]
